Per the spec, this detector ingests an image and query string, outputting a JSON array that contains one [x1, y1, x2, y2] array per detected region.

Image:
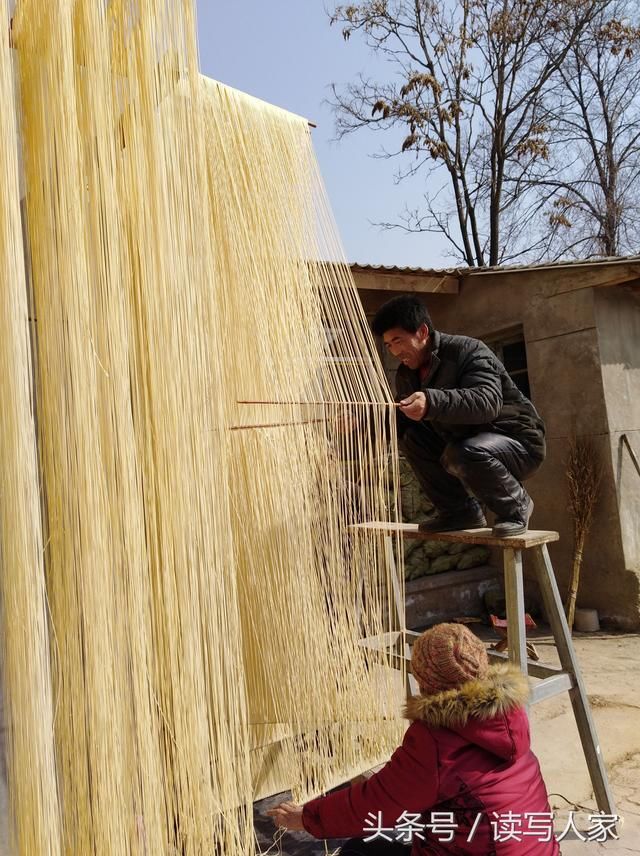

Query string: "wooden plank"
[[545, 266, 640, 296], [464, 261, 640, 294], [352, 521, 559, 549], [352, 270, 459, 294], [532, 544, 617, 816]]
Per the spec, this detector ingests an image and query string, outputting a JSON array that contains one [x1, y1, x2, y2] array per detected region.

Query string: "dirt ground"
[[255, 628, 640, 855], [527, 628, 640, 854]]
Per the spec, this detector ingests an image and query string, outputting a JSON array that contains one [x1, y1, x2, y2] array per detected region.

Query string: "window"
[[485, 328, 531, 399]]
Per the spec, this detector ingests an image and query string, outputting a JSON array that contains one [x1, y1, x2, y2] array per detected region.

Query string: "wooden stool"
[[490, 613, 540, 661], [352, 522, 616, 818]]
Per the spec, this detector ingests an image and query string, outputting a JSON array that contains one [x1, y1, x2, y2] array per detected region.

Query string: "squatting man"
[[374, 295, 546, 537], [266, 300, 552, 853]]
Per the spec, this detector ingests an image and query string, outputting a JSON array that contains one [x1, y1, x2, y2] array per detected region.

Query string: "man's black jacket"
[[395, 330, 546, 461]]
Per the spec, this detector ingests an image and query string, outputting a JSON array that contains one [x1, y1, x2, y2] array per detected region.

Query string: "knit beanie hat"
[[411, 623, 489, 695]]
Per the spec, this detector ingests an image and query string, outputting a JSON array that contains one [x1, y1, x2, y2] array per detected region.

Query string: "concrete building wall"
[[595, 287, 640, 590], [357, 274, 640, 628]]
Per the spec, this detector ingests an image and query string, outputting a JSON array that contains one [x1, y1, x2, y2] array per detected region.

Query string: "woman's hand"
[[266, 801, 305, 831]]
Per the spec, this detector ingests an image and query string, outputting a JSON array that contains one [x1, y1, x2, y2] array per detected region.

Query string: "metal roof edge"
[[349, 254, 640, 278]]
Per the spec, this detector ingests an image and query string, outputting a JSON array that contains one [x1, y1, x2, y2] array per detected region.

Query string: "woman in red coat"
[[268, 622, 560, 855]]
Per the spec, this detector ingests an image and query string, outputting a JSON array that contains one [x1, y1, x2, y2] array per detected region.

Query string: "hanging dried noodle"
[[0, 1, 405, 853]]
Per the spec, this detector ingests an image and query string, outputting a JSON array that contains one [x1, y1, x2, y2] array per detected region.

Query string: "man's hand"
[[266, 801, 305, 831], [398, 391, 428, 421]]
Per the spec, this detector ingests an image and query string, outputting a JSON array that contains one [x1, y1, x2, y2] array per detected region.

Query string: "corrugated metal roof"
[[351, 263, 459, 275], [350, 254, 640, 277]]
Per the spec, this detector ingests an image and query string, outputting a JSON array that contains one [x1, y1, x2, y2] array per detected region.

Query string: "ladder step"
[[488, 649, 566, 679], [530, 672, 575, 704], [489, 651, 574, 703]]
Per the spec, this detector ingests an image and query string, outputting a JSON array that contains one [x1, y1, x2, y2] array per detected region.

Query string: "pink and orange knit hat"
[[411, 622, 489, 695]]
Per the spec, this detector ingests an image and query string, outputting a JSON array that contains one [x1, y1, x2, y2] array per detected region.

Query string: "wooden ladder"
[[353, 521, 616, 818]]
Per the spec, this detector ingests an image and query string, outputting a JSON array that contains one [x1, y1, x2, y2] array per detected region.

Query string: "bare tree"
[[533, 2, 640, 258], [329, 0, 608, 266]]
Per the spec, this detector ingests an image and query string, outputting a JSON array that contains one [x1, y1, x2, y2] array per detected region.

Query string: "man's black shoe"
[[418, 508, 487, 533], [492, 498, 534, 538]]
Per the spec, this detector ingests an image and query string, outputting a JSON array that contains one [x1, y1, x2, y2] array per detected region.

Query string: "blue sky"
[[196, 1, 451, 267]]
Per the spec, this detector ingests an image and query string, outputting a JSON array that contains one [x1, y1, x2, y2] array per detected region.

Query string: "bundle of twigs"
[[565, 435, 602, 631]]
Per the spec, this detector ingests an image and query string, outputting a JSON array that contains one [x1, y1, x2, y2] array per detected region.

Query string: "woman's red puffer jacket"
[[302, 664, 560, 855]]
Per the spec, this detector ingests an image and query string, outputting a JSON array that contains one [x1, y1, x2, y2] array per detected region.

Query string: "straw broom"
[[564, 435, 602, 631]]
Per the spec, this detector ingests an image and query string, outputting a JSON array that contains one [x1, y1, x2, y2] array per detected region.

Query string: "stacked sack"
[[398, 457, 490, 581]]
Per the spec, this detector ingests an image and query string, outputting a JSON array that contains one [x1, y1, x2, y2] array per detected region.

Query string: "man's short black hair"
[[371, 295, 434, 336]]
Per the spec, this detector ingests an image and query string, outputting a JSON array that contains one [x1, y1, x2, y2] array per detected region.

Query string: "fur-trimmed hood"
[[404, 663, 530, 762]]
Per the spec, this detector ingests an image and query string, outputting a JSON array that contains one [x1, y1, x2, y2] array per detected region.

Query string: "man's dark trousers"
[[400, 422, 541, 522]]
